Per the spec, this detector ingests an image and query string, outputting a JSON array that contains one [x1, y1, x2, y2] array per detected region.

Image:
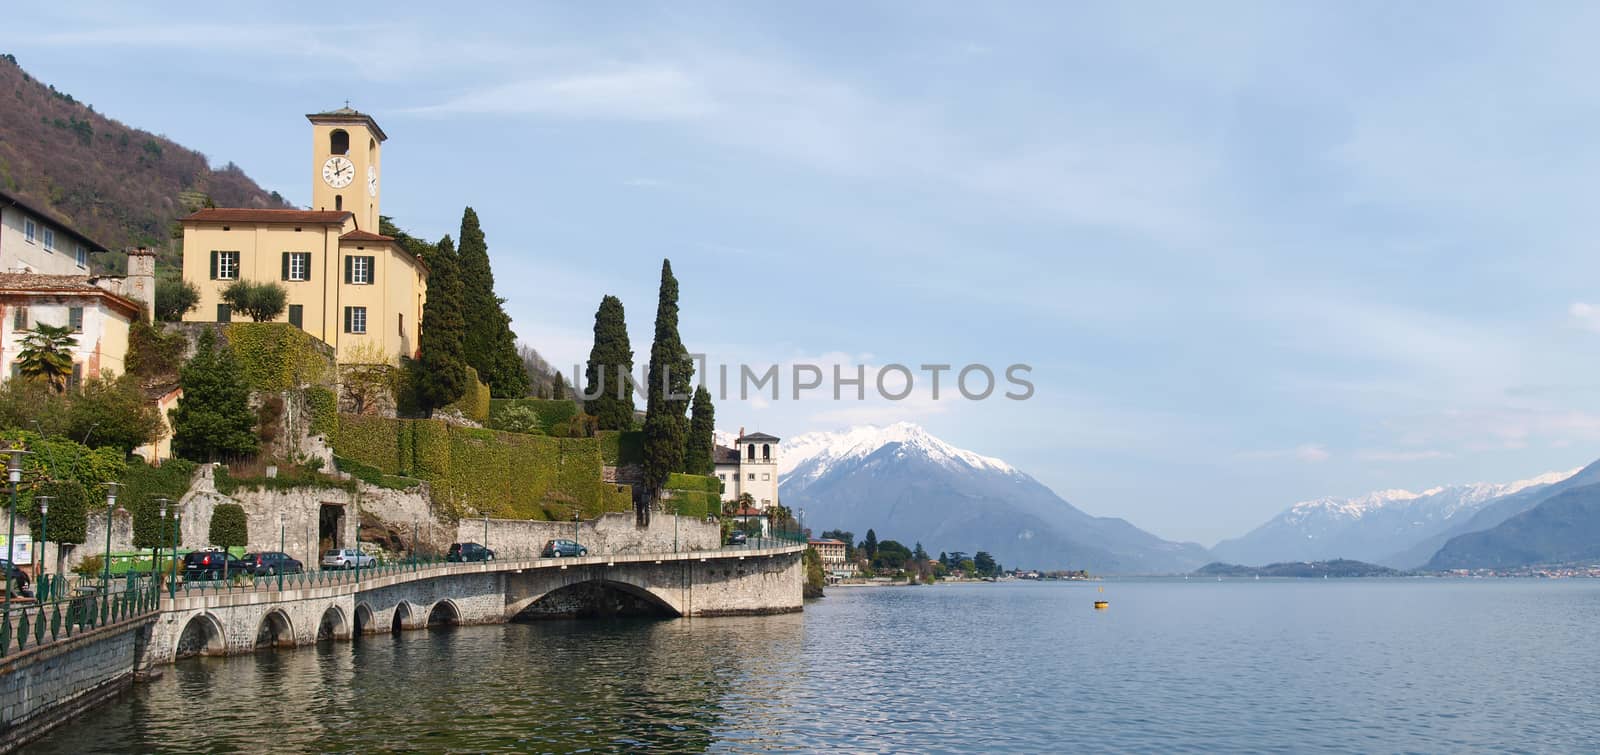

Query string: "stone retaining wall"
[[454, 512, 719, 559], [0, 615, 154, 753]]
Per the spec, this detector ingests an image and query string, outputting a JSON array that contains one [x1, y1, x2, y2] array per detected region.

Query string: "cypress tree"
[[170, 329, 258, 462], [642, 260, 695, 509], [685, 386, 715, 475], [414, 235, 469, 416], [583, 295, 635, 430], [456, 208, 529, 398]]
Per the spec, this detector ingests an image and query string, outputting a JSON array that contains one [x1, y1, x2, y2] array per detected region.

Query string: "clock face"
[[322, 156, 355, 189], [367, 165, 378, 197]]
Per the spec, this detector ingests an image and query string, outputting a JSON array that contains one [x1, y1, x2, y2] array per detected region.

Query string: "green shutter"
[[210, 251, 219, 280], [343, 306, 351, 333], [217, 304, 231, 323], [344, 256, 353, 284], [289, 304, 303, 329], [282, 252, 290, 281], [302, 253, 312, 282], [69, 306, 83, 332]]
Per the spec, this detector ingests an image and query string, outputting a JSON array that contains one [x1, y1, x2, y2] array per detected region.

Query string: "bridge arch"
[[317, 604, 349, 641], [427, 599, 461, 627], [391, 601, 413, 634], [256, 608, 296, 649], [507, 577, 683, 620], [174, 612, 226, 659], [353, 602, 375, 635]]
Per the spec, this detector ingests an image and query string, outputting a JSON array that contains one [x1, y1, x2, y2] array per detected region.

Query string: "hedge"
[[223, 322, 334, 391], [121, 458, 195, 550], [304, 386, 338, 439], [489, 398, 581, 436], [330, 414, 633, 521], [597, 430, 645, 467], [663, 472, 721, 519], [665, 472, 721, 494], [447, 367, 492, 424], [214, 464, 355, 495], [332, 455, 422, 490]]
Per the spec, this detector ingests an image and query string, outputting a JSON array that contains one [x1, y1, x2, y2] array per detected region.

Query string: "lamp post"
[[4, 448, 30, 614], [102, 482, 121, 594], [411, 516, 417, 569], [169, 506, 180, 599], [154, 498, 169, 593], [36, 496, 50, 601], [278, 511, 286, 592], [483, 513, 489, 553], [573, 510, 580, 555]]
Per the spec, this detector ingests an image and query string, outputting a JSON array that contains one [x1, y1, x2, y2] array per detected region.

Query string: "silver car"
[[321, 548, 376, 570]]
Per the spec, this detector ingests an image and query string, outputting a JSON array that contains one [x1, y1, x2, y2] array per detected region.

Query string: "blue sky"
[[11, 1, 1600, 545]]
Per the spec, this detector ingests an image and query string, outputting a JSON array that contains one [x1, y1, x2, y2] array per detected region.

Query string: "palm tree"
[[17, 324, 77, 392]]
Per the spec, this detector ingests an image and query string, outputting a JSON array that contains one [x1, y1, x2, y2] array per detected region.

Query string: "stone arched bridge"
[[138, 544, 804, 667]]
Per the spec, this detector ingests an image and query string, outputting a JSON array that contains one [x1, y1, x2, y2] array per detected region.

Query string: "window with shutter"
[[69, 306, 84, 332], [69, 363, 83, 391], [217, 304, 232, 323], [288, 305, 303, 329], [12, 306, 27, 330]]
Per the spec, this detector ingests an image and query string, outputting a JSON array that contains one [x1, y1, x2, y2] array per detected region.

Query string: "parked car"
[[321, 548, 376, 570], [447, 542, 495, 562], [0, 559, 32, 598], [726, 531, 748, 546], [182, 550, 250, 580], [241, 551, 303, 576], [540, 539, 587, 558]]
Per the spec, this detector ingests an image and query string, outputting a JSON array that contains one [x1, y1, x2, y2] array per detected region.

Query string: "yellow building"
[[180, 107, 426, 361]]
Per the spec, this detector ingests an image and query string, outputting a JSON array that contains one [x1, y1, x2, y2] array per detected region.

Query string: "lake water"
[[32, 579, 1600, 753]]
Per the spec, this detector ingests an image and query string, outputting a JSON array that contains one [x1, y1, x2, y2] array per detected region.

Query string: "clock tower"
[[307, 106, 386, 232]]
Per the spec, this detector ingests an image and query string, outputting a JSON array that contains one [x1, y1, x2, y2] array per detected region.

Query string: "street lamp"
[[169, 504, 180, 599], [483, 513, 489, 554], [36, 495, 50, 601], [278, 511, 286, 591], [411, 515, 418, 569], [4, 448, 30, 613], [154, 498, 169, 593], [102, 482, 121, 592]]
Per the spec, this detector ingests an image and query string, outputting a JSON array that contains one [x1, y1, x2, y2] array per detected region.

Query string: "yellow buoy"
[[1093, 600, 1109, 610]]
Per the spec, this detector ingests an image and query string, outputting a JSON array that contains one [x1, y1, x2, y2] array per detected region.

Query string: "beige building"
[[180, 108, 426, 361], [0, 274, 141, 385], [1, 189, 110, 275], [715, 431, 782, 509], [809, 538, 857, 577]]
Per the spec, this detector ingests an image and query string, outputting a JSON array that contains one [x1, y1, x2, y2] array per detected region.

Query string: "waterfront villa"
[[715, 429, 781, 509], [808, 537, 857, 578]]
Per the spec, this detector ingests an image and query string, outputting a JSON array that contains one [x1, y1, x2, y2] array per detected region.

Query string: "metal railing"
[[0, 573, 161, 659]]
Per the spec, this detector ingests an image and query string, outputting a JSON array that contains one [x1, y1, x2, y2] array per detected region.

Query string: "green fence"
[[0, 573, 162, 658]]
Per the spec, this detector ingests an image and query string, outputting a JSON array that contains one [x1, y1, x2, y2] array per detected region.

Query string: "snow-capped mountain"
[[1212, 468, 1579, 567], [777, 423, 1210, 574]]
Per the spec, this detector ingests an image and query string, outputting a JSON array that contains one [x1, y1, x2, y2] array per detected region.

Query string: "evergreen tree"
[[864, 529, 879, 561], [551, 373, 566, 400], [170, 329, 257, 461], [455, 208, 529, 397], [583, 295, 635, 430], [642, 260, 695, 506], [685, 386, 715, 475], [413, 235, 469, 416]]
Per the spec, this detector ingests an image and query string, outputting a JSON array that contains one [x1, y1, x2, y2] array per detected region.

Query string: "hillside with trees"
[[0, 54, 289, 271]]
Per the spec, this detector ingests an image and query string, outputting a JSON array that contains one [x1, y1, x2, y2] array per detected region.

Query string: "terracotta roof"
[[730, 506, 766, 517], [0, 274, 142, 317], [340, 229, 394, 243], [809, 539, 846, 546], [306, 107, 388, 142], [182, 208, 352, 225], [0, 189, 112, 253]]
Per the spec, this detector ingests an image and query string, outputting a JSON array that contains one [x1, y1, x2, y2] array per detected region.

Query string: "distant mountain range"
[[1211, 469, 1574, 568], [1428, 481, 1600, 569], [1195, 559, 1401, 578], [777, 423, 1210, 574]]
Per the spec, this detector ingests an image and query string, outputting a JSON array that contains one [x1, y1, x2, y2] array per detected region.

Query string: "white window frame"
[[42, 228, 55, 252], [762, 473, 771, 481], [351, 256, 372, 284], [217, 251, 240, 280], [23, 219, 35, 244], [75, 244, 87, 268], [349, 306, 367, 334], [288, 252, 309, 281]]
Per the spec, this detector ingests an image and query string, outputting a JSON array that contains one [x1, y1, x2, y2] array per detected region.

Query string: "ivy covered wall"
[[663, 472, 721, 519], [332, 414, 632, 521]]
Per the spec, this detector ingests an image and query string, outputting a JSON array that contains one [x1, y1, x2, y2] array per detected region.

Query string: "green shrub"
[[209, 503, 248, 549], [332, 456, 422, 490], [214, 464, 354, 495], [121, 457, 194, 550], [488, 398, 582, 436], [446, 367, 491, 423], [28, 480, 88, 545], [220, 280, 287, 322], [665, 472, 721, 494]]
